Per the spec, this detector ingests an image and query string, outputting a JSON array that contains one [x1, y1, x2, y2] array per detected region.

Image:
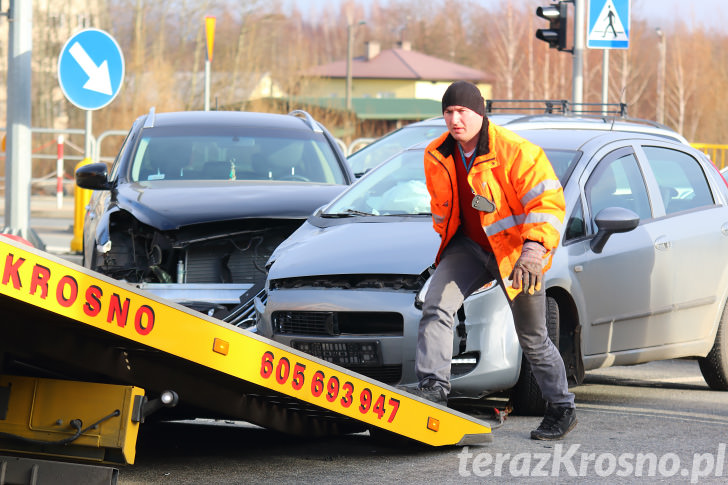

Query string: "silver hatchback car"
[[257, 115, 728, 415]]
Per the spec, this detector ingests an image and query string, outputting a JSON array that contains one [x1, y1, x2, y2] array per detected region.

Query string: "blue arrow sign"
[[587, 0, 630, 49], [58, 29, 125, 110]]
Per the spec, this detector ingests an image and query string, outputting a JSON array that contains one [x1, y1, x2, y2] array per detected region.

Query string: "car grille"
[[349, 365, 402, 384], [223, 289, 268, 328], [272, 311, 403, 336]]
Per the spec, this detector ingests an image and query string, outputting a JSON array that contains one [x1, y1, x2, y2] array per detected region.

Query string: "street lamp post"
[[655, 28, 666, 125], [345, 20, 365, 111]]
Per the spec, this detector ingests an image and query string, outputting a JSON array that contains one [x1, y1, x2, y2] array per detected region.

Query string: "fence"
[[692, 143, 728, 171], [0, 127, 133, 192]]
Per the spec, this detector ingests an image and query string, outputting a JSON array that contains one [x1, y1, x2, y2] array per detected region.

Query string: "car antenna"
[[610, 88, 627, 132]]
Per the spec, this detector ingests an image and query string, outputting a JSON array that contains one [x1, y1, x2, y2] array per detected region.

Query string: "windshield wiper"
[[321, 208, 374, 218], [378, 212, 431, 217]]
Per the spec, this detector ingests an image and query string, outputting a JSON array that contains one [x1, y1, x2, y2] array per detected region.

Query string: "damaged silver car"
[[75, 109, 354, 320]]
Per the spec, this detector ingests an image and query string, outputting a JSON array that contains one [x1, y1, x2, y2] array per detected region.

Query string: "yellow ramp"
[[0, 236, 491, 447]]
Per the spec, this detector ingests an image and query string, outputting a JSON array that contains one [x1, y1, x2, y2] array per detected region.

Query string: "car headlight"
[[414, 276, 432, 310], [469, 279, 498, 296], [415, 277, 498, 310]]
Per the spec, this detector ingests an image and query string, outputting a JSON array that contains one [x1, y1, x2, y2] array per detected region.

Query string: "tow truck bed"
[[0, 236, 491, 479]]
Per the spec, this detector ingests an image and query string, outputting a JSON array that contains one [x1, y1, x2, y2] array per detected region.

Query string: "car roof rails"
[[568, 102, 628, 117], [486, 99, 570, 114], [485, 99, 629, 118], [287, 109, 323, 133], [143, 107, 156, 128], [485, 99, 683, 136]]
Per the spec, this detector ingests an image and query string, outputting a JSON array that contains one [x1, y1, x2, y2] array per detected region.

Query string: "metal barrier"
[[348, 137, 376, 156], [1, 127, 96, 188], [96, 130, 129, 163], [692, 143, 728, 170]]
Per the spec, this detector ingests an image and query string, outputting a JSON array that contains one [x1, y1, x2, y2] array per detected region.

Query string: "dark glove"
[[510, 241, 546, 295]]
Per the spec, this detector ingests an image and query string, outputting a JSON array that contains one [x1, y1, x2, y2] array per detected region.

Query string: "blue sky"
[[289, 0, 725, 31]]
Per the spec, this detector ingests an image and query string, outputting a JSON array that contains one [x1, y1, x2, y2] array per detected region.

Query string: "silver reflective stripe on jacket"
[[484, 211, 563, 237], [520, 179, 562, 207]]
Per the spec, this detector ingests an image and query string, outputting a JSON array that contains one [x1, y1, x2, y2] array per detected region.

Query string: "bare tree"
[[22, 0, 728, 146], [489, 0, 528, 99]]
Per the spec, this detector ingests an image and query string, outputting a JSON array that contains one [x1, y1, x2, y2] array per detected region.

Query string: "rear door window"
[[641, 146, 715, 215]]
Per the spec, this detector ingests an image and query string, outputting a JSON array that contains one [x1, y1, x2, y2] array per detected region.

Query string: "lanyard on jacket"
[[458, 143, 476, 173], [458, 143, 495, 212]]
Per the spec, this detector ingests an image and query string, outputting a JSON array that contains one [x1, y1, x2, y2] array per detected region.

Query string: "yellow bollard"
[[70, 158, 94, 253]]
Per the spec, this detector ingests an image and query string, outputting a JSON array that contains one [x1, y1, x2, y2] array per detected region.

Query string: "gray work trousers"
[[415, 233, 575, 407]]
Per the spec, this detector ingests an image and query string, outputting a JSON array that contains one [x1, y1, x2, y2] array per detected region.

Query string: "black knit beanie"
[[441, 81, 485, 116]]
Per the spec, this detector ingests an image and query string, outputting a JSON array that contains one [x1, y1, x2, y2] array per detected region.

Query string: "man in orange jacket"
[[408, 81, 576, 440]]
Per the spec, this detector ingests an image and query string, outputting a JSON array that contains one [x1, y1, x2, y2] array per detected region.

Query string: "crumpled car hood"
[[115, 181, 347, 230], [268, 218, 440, 278]]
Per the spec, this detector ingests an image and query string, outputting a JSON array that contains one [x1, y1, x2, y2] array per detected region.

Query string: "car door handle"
[[654, 235, 672, 251], [721, 223, 728, 237]]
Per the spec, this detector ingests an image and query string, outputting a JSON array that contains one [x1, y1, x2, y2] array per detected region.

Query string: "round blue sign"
[[58, 28, 125, 110]]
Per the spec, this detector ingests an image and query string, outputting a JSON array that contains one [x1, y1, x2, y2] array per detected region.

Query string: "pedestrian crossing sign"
[[587, 0, 630, 49]]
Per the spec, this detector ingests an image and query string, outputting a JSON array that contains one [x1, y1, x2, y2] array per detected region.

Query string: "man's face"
[[443, 106, 483, 147]]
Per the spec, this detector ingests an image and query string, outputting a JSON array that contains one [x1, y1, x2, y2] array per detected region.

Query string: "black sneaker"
[[398, 385, 448, 406], [530, 405, 577, 440]]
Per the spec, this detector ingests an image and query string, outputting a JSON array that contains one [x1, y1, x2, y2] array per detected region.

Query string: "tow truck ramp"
[[0, 236, 491, 479]]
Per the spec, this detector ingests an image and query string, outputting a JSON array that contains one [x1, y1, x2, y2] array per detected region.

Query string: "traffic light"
[[536, 2, 568, 51]]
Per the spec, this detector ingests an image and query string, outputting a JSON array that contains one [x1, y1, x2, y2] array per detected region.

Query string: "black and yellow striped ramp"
[[0, 236, 491, 447]]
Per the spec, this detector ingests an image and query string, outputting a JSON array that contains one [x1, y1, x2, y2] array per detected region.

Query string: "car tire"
[[86, 243, 100, 271], [509, 296, 559, 416], [698, 301, 728, 390], [82, 239, 93, 268]]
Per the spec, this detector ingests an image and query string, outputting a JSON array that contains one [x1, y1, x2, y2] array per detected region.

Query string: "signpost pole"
[[204, 16, 215, 111], [602, 49, 609, 114], [85, 110, 93, 160], [56, 136, 64, 209], [4, 0, 43, 248], [587, 0, 631, 114], [204, 61, 210, 111], [572, 0, 585, 105], [57, 28, 125, 253]]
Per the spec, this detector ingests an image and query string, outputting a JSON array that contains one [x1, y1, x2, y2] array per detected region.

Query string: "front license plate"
[[291, 341, 382, 367]]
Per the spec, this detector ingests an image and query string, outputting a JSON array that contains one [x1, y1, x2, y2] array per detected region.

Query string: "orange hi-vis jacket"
[[424, 122, 566, 300]]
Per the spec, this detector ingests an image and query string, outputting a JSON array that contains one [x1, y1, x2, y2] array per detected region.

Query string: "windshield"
[[326, 147, 578, 217], [347, 124, 445, 176], [328, 149, 430, 216], [130, 133, 346, 184]]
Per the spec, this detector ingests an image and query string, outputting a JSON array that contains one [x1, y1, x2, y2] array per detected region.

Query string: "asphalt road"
[[118, 359, 727, 484], [8, 198, 728, 484]]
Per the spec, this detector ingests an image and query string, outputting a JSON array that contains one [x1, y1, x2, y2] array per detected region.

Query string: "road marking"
[[577, 403, 728, 425]]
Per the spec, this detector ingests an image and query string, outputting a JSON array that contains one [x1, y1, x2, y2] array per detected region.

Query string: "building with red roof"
[[298, 41, 494, 123]]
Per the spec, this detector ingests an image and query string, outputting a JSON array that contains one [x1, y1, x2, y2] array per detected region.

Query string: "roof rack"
[[485, 99, 628, 117], [486, 99, 569, 114], [287, 109, 323, 133], [569, 102, 628, 117]]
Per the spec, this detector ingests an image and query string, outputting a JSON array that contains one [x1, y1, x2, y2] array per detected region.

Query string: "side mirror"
[[75, 162, 113, 190], [590, 207, 639, 254]]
